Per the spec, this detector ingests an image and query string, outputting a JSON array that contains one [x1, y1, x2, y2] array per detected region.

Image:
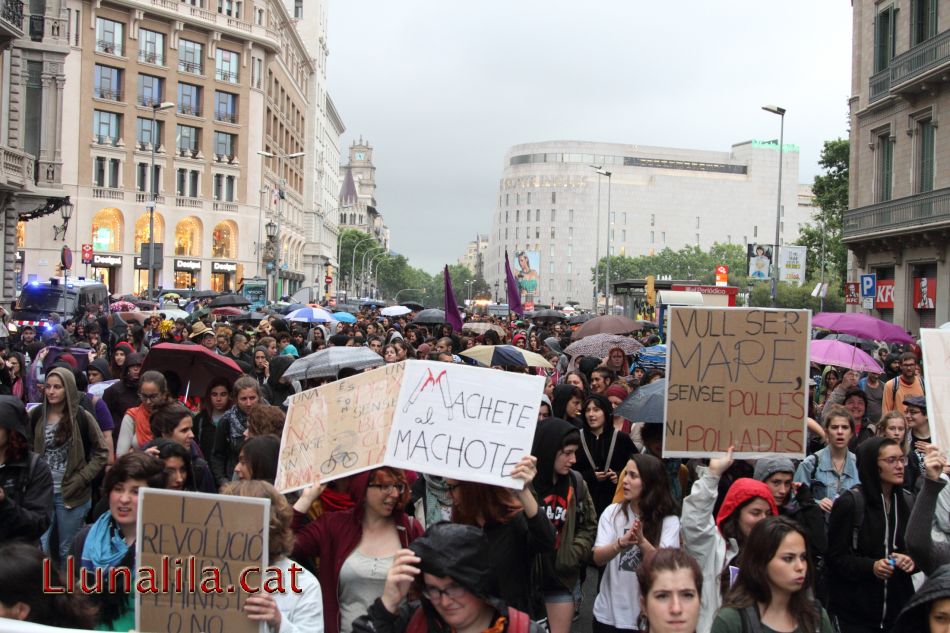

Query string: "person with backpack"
[[531, 418, 597, 633], [353, 521, 546, 633], [30, 366, 109, 564], [826, 437, 916, 633], [793, 405, 860, 515], [711, 516, 835, 633], [882, 353, 924, 415], [753, 456, 827, 564], [682, 447, 778, 633], [0, 395, 53, 543]]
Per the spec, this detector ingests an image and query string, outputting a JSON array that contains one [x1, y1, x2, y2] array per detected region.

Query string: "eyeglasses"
[[878, 456, 908, 466], [367, 483, 406, 495], [138, 392, 162, 401], [421, 583, 466, 602]]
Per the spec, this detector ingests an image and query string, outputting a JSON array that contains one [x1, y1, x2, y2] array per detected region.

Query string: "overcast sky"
[[326, 1, 853, 274]]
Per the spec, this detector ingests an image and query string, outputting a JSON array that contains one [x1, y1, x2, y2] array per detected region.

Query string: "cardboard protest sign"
[[921, 329, 950, 447], [136, 489, 270, 633], [274, 362, 405, 493], [386, 361, 543, 488], [663, 307, 810, 459]]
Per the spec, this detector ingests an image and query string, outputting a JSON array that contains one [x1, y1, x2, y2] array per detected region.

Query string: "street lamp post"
[[147, 101, 175, 299], [762, 105, 786, 308], [258, 150, 305, 303], [349, 235, 375, 297], [370, 254, 388, 299], [359, 245, 383, 298], [494, 280, 499, 304], [367, 251, 387, 298], [590, 165, 603, 312], [595, 168, 613, 314], [464, 280, 475, 304]]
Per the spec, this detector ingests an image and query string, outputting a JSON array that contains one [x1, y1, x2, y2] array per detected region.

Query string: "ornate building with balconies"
[[845, 0, 950, 331], [16, 0, 327, 297]]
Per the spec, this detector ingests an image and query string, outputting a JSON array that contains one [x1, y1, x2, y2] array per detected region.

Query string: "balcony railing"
[[0, 0, 24, 34], [0, 145, 33, 187], [176, 196, 204, 209], [215, 69, 238, 83], [135, 192, 164, 204], [94, 134, 119, 146], [869, 68, 891, 103], [94, 87, 123, 102], [213, 201, 237, 213], [137, 95, 163, 107], [843, 187, 950, 240], [138, 50, 165, 65], [95, 39, 122, 55], [869, 29, 950, 103], [214, 111, 238, 124], [178, 59, 203, 75], [178, 104, 201, 117], [177, 147, 199, 158], [92, 187, 125, 200]]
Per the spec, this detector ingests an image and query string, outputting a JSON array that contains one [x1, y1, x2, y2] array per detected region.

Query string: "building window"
[[696, 216, 700, 229], [535, 209, 540, 222], [551, 191, 556, 204], [138, 29, 165, 65], [95, 17, 123, 55], [252, 57, 263, 90], [136, 118, 162, 148], [137, 75, 164, 107], [137, 162, 148, 192], [93, 110, 120, 144], [178, 83, 201, 116], [622, 212, 627, 224], [505, 194, 509, 205], [754, 225, 758, 238], [550, 261, 555, 274], [569, 209, 574, 222], [179, 39, 204, 74], [94, 157, 106, 186], [515, 209, 519, 222], [214, 91, 238, 123], [622, 229, 626, 242], [551, 209, 556, 222], [877, 133, 893, 202], [515, 227, 519, 239], [505, 210, 508, 222], [550, 227, 556, 239], [213, 174, 236, 201], [176, 124, 199, 153], [215, 49, 239, 83], [213, 132, 236, 157], [568, 227, 573, 238], [650, 231, 654, 243], [912, 0, 938, 46], [874, 6, 896, 72], [662, 232, 666, 243], [918, 119, 935, 193], [93, 64, 122, 101], [218, 0, 241, 18], [535, 227, 540, 238], [293, 0, 303, 18], [527, 192, 531, 204], [650, 213, 655, 227]]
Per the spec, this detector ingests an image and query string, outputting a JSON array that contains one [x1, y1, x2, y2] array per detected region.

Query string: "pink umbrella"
[[812, 312, 913, 344], [810, 339, 884, 374]]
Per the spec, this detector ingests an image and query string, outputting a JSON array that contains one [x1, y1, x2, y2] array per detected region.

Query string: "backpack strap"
[[848, 487, 865, 551], [77, 411, 93, 464], [17, 453, 39, 500], [406, 606, 427, 633], [739, 605, 764, 633], [506, 607, 531, 633]]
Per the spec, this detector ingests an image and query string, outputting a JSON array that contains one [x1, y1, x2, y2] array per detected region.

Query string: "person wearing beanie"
[[603, 384, 630, 433], [682, 448, 778, 633], [0, 395, 53, 543], [903, 394, 930, 493], [353, 522, 545, 633]]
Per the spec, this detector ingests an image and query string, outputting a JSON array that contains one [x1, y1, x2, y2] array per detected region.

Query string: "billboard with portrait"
[[747, 244, 773, 280], [514, 250, 540, 300], [914, 277, 936, 310]]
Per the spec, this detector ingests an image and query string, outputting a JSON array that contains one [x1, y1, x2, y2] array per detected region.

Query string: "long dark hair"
[[157, 441, 197, 491], [0, 541, 96, 628], [615, 453, 677, 546], [149, 401, 194, 440], [636, 548, 703, 633], [724, 516, 819, 632], [201, 376, 233, 415], [240, 435, 280, 483]]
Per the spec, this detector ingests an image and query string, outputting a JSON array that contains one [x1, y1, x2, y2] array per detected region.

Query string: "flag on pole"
[[505, 251, 525, 316], [443, 265, 464, 332]]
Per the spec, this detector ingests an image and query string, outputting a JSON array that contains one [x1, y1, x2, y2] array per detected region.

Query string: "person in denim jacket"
[[794, 405, 860, 515]]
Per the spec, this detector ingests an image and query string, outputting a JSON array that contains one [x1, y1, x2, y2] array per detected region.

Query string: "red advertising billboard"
[[914, 277, 936, 310], [844, 282, 860, 305], [875, 280, 894, 309]]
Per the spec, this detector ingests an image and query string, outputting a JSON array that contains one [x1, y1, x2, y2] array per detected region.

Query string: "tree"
[[593, 242, 750, 288], [795, 138, 848, 284]]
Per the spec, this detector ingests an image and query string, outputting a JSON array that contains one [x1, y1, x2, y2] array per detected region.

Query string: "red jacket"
[[291, 470, 424, 633]]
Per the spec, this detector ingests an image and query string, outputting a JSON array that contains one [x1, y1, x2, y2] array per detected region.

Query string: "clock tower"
[[348, 137, 376, 204]]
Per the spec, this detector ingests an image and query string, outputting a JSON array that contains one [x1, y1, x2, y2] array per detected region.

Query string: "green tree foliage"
[[593, 242, 750, 288], [747, 279, 844, 311], [795, 138, 849, 283]]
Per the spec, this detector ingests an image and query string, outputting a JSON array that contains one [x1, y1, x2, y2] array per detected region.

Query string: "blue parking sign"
[[861, 274, 877, 298]]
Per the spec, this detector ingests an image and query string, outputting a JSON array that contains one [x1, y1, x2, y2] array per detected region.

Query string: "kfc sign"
[[875, 280, 895, 309], [844, 282, 860, 305]]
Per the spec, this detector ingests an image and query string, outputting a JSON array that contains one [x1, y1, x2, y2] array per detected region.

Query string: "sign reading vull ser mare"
[[662, 307, 810, 459]]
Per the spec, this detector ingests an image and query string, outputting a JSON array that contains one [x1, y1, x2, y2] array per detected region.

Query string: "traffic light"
[[645, 275, 656, 307]]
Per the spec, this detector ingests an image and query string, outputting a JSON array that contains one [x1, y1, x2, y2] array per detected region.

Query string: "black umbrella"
[[191, 289, 218, 299], [569, 313, 593, 325], [413, 308, 447, 324], [209, 293, 251, 308], [402, 301, 425, 311], [532, 309, 566, 323], [228, 311, 267, 323], [614, 379, 666, 424], [361, 300, 385, 309]]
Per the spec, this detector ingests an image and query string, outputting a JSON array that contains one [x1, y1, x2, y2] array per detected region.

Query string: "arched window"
[[91, 208, 124, 252], [212, 220, 237, 258], [134, 212, 165, 252], [174, 217, 203, 256]]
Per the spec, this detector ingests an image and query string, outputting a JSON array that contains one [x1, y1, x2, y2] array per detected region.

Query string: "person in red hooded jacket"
[[682, 447, 778, 633], [292, 468, 424, 633]]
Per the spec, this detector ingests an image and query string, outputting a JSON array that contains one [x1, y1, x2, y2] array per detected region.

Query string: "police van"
[[13, 278, 109, 330]]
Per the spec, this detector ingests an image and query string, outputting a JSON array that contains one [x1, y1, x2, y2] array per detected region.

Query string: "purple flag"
[[505, 251, 525, 316], [443, 265, 464, 332]]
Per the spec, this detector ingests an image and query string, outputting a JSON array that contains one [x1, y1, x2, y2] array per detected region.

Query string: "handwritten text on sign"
[[662, 307, 809, 459], [274, 362, 404, 493], [386, 361, 544, 489], [136, 489, 270, 633]]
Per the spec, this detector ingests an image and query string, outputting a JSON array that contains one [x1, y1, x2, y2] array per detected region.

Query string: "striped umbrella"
[[633, 345, 667, 372], [460, 345, 553, 369], [287, 307, 334, 323]]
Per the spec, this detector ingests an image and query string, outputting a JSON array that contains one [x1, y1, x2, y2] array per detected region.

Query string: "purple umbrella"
[[812, 312, 913, 344], [810, 339, 884, 374]]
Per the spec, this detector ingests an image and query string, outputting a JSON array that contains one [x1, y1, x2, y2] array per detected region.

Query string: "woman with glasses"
[[292, 468, 424, 633], [826, 437, 916, 633], [354, 522, 545, 633], [115, 370, 168, 456]]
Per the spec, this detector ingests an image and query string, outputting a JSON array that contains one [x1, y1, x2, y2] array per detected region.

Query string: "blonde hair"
[[221, 479, 293, 559], [877, 410, 909, 451]]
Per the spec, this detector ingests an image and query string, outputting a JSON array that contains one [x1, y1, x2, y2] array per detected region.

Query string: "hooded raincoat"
[[573, 394, 635, 516], [826, 436, 915, 631], [262, 355, 295, 410], [0, 395, 53, 542], [891, 564, 950, 633]]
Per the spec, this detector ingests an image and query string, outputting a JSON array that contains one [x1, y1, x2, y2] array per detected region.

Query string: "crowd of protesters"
[[0, 301, 948, 633]]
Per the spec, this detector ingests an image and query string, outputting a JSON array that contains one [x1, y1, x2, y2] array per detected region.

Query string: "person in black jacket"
[[0, 395, 53, 543], [891, 563, 950, 633], [446, 455, 555, 618], [101, 352, 143, 436], [574, 394, 636, 516], [261, 355, 295, 411], [826, 436, 916, 633]]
